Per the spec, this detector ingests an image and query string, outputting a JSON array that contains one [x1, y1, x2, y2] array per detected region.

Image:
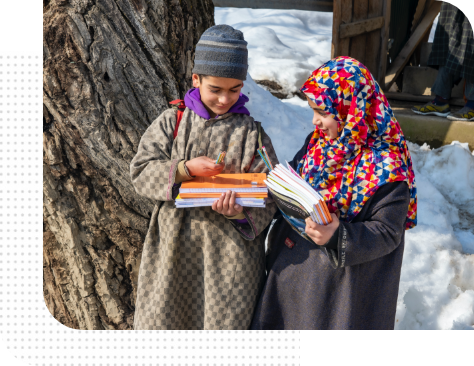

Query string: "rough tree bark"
[[42, 0, 215, 330]]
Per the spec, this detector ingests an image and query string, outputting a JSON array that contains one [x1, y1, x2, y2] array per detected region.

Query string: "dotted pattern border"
[[0, 56, 300, 365]]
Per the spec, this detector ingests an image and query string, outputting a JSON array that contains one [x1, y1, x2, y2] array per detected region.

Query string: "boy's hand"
[[212, 190, 244, 217], [185, 156, 224, 177], [304, 213, 339, 245]]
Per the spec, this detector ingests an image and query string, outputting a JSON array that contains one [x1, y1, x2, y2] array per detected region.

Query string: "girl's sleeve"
[[322, 181, 410, 269], [229, 127, 279, 241], [130, 109, 180, 202]]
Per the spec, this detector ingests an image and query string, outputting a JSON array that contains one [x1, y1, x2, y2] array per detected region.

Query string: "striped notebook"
[[179, 173, 267, 199]]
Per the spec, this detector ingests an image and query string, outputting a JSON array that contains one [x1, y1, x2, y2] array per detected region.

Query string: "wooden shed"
[[214, 0, 442, 91]]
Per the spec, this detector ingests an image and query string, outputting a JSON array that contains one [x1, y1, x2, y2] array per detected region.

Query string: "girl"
[[251, 57, 417, 330]]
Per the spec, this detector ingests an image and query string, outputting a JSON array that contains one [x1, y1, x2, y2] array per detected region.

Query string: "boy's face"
[[192, 74, 244, 117], [307, 97, 339, 139]]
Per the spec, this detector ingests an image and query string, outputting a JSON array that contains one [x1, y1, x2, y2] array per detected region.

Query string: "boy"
[[130, 25, 279, 330]]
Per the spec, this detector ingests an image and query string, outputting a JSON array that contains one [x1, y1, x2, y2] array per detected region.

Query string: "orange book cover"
[[179, 192, 268, 199], [181, 173, 267, 190]]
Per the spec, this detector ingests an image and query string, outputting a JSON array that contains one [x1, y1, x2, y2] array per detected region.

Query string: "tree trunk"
[[42, 0, 215, 330]]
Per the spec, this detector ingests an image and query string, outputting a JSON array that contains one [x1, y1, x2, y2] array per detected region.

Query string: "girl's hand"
[[185, 156, 224, 177], [212, 190, 244, 217], [304, 213, 340, 245]]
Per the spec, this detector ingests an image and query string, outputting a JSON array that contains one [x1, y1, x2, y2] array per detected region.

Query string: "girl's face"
[[192, 74, 243, 118], [307, 97, 339, 139]]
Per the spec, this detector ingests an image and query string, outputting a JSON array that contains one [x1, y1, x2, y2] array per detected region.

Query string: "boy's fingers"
[[229, 191, 236, 207], [216, 194, 224, 212], [222, 191, 231, 210], [230, 191, 242, 211]]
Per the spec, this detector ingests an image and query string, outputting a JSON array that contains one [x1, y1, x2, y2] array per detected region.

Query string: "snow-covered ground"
[[216, 7, 332, 96], [216, 7, 474, 330], [398, 142, 474, 329]]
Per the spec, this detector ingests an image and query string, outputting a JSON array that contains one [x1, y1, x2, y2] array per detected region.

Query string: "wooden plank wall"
[[350, 0, 369, 63], [331, 0, 390, 83], [365, 0, 383, 80]]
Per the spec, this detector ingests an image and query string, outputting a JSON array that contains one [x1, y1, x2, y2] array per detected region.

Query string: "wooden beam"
[[340, 16, 384, 39], [212, 0, 334, 12], [385, 92, 465, 107], [339, 0, 353, 56], [332, 0, 353, 57], [331, 0, 343, 58], [411, 0, 427, 33], [349, 0, 369, 63], [365, 0, 384, 80], [384, 1, 441, 91], [378, 0, 392, 89]]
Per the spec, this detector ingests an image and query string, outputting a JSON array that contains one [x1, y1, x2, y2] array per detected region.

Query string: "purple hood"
[[184, 87, 250, 120]]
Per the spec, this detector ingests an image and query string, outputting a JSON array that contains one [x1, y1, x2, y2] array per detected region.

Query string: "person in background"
[[412, 2, 474, 121]]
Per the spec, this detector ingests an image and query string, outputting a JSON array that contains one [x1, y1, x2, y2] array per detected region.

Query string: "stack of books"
[[264, 162, 332, 242], [175, 173, 268, 208]]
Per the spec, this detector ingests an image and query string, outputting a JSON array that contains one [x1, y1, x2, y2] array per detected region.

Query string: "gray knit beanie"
[[192, 24, 248, 81]]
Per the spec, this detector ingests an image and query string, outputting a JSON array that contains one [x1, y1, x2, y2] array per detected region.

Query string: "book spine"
[[262, 146, 274, 170]]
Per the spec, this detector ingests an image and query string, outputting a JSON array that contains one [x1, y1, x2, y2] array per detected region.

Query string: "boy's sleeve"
[[322, 182, 410, 269], [228, 127, 279, 241], [130, 109, 181, 202]]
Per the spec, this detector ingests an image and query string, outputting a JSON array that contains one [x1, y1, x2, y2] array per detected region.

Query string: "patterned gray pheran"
[[130, 107, 278, 330]]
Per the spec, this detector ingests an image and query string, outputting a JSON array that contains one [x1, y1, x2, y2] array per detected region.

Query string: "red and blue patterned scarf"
[[297, 57, 417, 229]]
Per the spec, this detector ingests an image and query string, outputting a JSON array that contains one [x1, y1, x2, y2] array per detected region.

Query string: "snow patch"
[[215, 8, 332, 96], [242, 75, 313, 163]]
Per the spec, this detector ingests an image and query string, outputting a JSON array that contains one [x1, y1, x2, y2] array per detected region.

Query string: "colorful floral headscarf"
[[297, 57, 417, 229]]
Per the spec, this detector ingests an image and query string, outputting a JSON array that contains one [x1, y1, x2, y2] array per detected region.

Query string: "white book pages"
[[270, 163, 330, 225], [176, 202, 265, 208], [265, 177, 314, 214], [268, 169, 319, 214], [267, 178, 321, 223], [285, 161, 324, 201], [176, 197, 265, 202], [176, 198, 265, 204], [179, 188, 267, 193], [268, 175, 313, 213], [274, 164, 323, 203], [278, 164, 323, 202]]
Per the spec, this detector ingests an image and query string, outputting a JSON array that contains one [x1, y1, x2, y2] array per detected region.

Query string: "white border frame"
[[0, 47, 301, 365]]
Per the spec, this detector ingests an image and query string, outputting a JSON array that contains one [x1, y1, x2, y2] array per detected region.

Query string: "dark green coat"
[[428, 2, 474, 82]]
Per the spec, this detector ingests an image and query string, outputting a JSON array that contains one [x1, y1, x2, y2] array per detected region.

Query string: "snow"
[[216, 7, 474, 330], [215, 8, 332, 96], [397, 142, 474, 329], [241, 74, 313, 163]]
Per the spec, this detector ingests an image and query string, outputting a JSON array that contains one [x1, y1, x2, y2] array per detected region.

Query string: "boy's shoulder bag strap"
[[248, 121, 263, 171], [255, 121, 263, 150], [169, 99, 186, 139]]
